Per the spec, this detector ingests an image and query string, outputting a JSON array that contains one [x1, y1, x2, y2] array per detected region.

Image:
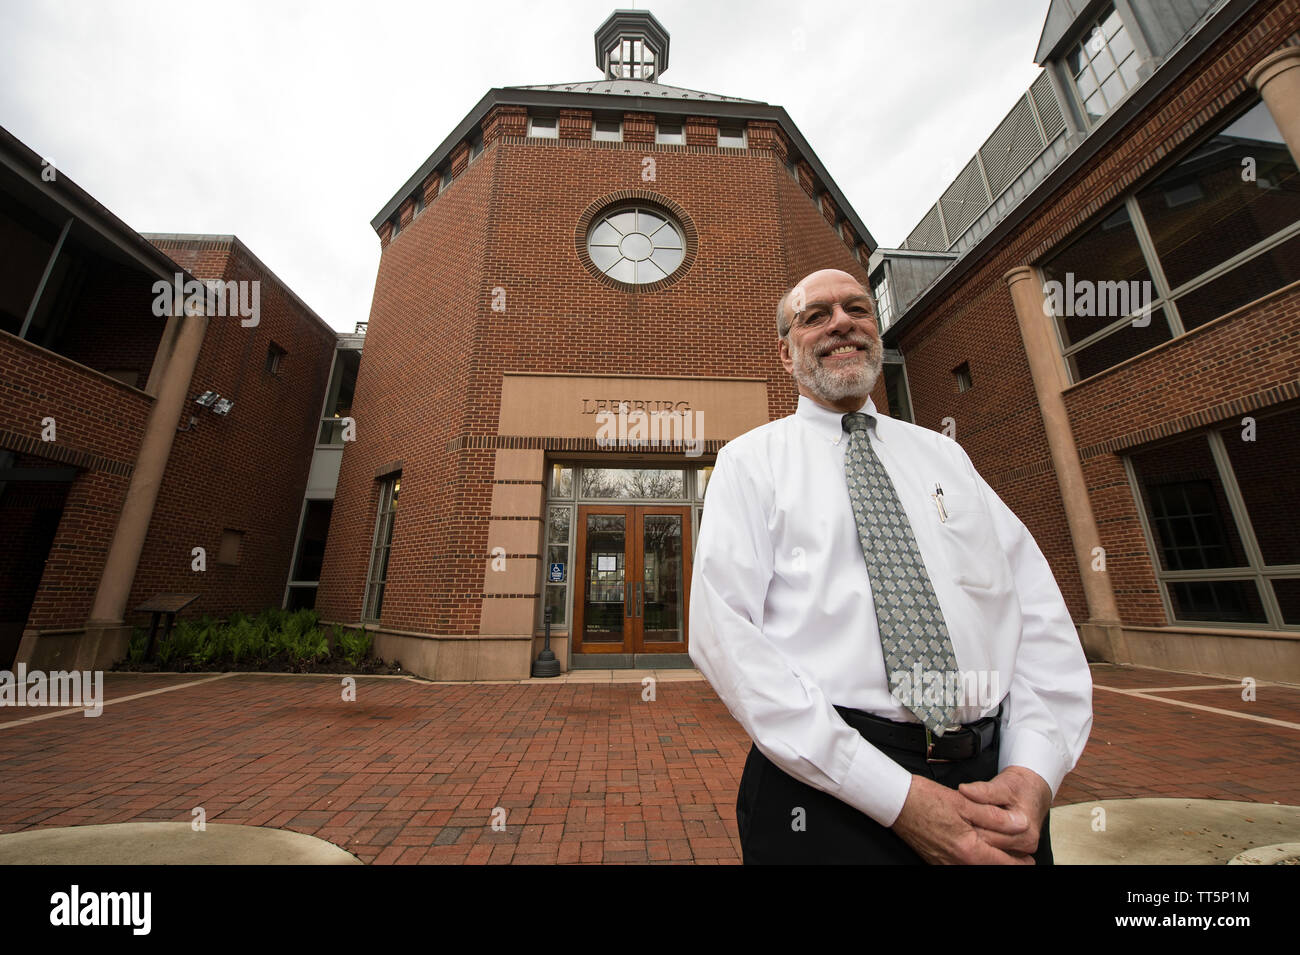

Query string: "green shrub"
[[137, 607, 366, 671], [334, 627, 371, 668], [156, 616, 212, 668], [287, 627, 330, 664], [226, 616, 266, 664], [126, 628, 149, 664]]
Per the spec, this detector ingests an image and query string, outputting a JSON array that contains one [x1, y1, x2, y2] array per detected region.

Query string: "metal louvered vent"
[[905, 204, 947, 251], [980, 95, 1044, 196], [940, 158, 990, 241], [1031, 72, 1065, 140]]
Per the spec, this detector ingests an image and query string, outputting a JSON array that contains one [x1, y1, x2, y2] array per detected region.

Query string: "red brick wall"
[[318, 124, 880, 634], [0, 332, 151, 628], [54, 256, 164, 387], [893, 0, 1300, 627], [125, 237, 337, 622]]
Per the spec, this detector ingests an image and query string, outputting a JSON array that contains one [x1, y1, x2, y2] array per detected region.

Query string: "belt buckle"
[[924, 726, 952, 764], [925, 723, 969, 763]]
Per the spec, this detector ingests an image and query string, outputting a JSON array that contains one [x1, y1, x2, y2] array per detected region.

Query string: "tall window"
[[318, 348, 360, 445], [874, 272, 894, 331], [1065, 3, 1140, 125], [544, 465, 574, 628], [1127, 405, 1300, 629], [286, 500, 333, 610], [1041, 99, 1300, 382], [363, 475, 400, 622], [884, 361, 913, 423]]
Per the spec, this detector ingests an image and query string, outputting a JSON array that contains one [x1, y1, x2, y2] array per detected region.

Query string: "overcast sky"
[[0, 0, 1048, 332]]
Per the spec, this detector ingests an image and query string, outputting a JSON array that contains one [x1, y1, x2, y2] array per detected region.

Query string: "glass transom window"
[[586, 206, 685, 284]]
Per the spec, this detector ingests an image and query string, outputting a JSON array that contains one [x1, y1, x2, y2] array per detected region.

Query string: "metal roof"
[[1034, 0, 1104, 64], [513, 79, 763, 104]]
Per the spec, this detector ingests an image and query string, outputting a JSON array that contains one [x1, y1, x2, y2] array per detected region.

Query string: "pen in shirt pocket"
[[932, 483, 947, 522]]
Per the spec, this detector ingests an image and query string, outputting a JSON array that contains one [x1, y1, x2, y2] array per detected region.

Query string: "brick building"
[[315, 10, 887, 679], [875, 0, 1300, 681], [0, 125, 340, 669]]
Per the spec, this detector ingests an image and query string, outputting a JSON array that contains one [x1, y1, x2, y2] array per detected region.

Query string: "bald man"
[[689, 269, 1092, 864]]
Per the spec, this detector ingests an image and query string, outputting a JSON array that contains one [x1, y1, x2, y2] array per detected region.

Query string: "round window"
[[586, 207, 685, 285]]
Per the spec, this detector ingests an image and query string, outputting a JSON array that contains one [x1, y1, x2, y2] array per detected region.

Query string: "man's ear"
[[778, 336, 795, 377]]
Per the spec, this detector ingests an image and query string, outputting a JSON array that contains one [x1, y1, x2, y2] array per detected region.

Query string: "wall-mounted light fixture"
[[179, 390, 234, 432]]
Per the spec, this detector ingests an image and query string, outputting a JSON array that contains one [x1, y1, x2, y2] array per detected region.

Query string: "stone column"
[[1247, 47, 1300, 166], [1004, 265, 1127, 663], [78, 309, 209, 668]]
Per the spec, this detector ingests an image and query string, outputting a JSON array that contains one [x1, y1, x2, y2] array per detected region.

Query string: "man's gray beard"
[[790, 339, 883, 403]]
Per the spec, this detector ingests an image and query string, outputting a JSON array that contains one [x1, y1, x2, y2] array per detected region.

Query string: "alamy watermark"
[[50, 885, 150, 935], [1042, 272, 1154, 327], [594, 401, 703, 457], [890, 665, 1000, 710], [152, 272, 260, 327], [0, 665, 103, 716]]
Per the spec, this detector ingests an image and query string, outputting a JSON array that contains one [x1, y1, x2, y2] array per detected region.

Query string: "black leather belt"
[[834, 702, 1002, 763]]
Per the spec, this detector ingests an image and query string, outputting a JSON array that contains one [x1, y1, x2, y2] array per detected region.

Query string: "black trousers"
[[736, 716, 1054, 865]]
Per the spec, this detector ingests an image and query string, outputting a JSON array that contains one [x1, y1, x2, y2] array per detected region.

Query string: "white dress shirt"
[[688, 393, 1093, 827]]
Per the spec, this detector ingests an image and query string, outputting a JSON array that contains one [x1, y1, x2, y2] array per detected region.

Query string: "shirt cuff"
[[836, 737, 915, 827], [999, 725, 1069, 797]]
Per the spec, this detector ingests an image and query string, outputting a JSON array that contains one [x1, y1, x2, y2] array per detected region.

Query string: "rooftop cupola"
[[594, 9, 670, 81]]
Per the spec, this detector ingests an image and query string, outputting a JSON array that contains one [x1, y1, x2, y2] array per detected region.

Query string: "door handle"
[[636, 581, 643, 617], [625, 578, 632, 617]]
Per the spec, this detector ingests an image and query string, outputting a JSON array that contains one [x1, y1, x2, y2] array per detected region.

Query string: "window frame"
[[1041, 97, 1300, 383], [655, 121, 684, 145], [585, 204, 687, 286], [362, 474, 400, 623], [528, 115, 559, 139], [717, 125, 747, 148], [1124, 418, 1300, 631], [592, 119, 623, 142], [874, 271, 895, 332], [264, 342, 286, 376], [1062, 1, 1142, 128], [953, 362, 973, 393]]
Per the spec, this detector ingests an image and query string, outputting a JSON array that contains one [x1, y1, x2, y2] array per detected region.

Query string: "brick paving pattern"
[[0, 665, 1295, 863]]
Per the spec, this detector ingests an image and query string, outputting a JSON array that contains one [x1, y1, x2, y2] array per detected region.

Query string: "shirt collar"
[[795, 393, 883, 445]]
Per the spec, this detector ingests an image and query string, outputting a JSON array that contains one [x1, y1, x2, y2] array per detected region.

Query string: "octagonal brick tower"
[[315, 9, 883, 680]]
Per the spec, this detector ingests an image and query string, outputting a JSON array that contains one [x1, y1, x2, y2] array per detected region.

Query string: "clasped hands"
[[890, 766, 1052, 865]]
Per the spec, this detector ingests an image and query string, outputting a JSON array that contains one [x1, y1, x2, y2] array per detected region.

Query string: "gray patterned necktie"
[[842, 412, 959, 734]]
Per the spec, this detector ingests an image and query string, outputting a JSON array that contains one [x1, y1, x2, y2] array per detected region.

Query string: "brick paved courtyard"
[[0, 665, 1296, 863]]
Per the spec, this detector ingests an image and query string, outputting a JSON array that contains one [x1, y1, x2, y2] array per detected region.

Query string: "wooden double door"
[[572, 505, 692, 654]]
